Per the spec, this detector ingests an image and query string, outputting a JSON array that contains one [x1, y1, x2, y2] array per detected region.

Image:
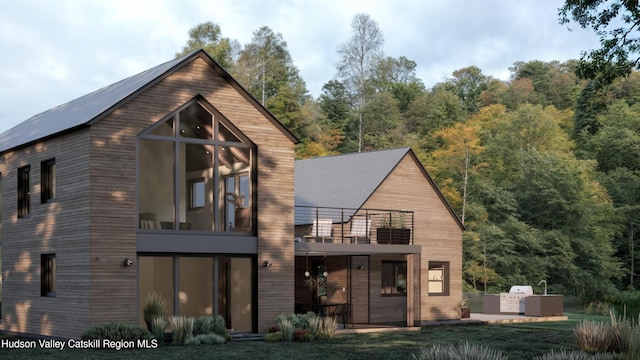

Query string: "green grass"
[[0, 313, 610, 360]]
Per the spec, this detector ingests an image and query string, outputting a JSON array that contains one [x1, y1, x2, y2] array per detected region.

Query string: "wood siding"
[[0, 129, 91, 337], [362, 153, 463, 322], [1, 55, 295, 338]]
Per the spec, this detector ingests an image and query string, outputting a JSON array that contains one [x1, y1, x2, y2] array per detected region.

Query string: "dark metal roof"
[[294, 147, 465, 230], [0, 49, 298, 154], [0, 53, 190, 154], [294, 147, 410, 211]]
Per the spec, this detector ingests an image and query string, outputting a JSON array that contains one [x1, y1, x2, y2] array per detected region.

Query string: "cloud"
[[0, 0, 600, 134]]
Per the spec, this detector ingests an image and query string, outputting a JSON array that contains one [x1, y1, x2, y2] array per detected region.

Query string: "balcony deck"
[[294, 206, 418, 255]]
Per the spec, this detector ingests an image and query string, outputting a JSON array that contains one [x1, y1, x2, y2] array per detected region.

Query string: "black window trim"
[[41, 158, 56, 204], [428, 261, 450, 296], [41, 253, 56, 297]]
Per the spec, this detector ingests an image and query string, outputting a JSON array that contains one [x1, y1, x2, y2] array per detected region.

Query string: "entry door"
[[216, 257, 253, 332]]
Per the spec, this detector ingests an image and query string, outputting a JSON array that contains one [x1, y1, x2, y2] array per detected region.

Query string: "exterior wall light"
[[123, 258, 133, 266], [263, 260, 272, 267]]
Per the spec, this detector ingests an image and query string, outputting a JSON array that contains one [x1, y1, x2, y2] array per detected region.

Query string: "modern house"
[[293, 148, 464, 326], [0, 50, 463, 339]]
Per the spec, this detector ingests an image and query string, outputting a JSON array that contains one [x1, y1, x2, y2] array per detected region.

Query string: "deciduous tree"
[[559, 0, 640, 86], [337, 13, 384, 152]]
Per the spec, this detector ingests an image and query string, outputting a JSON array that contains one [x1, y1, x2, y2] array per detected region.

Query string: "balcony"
[[294, 206, 415, 245]]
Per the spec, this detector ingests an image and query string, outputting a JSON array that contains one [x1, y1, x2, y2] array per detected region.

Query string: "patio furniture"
[[327, 303, 351, 327], [344, 219, 371, 243], [303, 218, 333, 243]]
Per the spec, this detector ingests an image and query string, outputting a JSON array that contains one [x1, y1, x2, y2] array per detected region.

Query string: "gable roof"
[[0, 49, 298, 154], [294, 147, 464, 230]]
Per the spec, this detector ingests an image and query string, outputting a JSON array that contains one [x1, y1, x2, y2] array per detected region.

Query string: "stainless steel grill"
[[500, 286, 533, 314]]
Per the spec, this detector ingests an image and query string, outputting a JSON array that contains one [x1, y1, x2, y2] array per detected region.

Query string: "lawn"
[[0, 313, 606, 360]]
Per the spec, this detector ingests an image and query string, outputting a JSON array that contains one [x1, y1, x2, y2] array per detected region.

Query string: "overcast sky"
[[0, 0, 601, 135]]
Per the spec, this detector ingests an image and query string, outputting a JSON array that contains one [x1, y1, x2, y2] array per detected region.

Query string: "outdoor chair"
[[303, 218, 333, 243], [344, 219, 371, 243], [327, 303, 351, 328]]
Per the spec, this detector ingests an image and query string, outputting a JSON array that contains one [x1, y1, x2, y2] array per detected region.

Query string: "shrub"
[[293, 328, 311, 342], [275, 312, 318, 329], [307, 316, 322, 337], [150, 317, 166, 342], [534, 350, 613, 360], [297, 312, 318, 329], [264, 332, 282, 342], [268, 325, 281, 333], [143, 292, 167, 331], [316, 316, 337, 339], [584, 302, 611, 316], [212, 315, 230, 341], [191, 315, 230, 342], [169, 316, 193, 345], [609, 309, 640, 357], [193, 316, 216, 335], [607, 290, 640, 319], [81, 322, 153, 341], [412, 342, 507, 360], [278, 318, 294, 342], [183, 333, 226, 345], [573, 320, 611, 353]]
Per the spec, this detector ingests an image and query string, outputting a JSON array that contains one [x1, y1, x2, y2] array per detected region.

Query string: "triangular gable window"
[[138, 98, 254, 233]]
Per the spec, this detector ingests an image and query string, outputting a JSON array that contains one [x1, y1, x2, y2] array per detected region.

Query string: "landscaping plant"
[[169, 315, 194, 345], [573, 320, 612, 354], [412, 341, 507, 360], [81, 322, 153, 341], [142, 292, 167, 331], [533, 350, 613, 360]]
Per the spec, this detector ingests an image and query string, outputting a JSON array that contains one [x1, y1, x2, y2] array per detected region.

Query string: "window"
[[41, 158, 56, 203], [381, 261, 407, 295], [428, 261, 450, 295], [17, 165, 30, 218], [138, 100, 254, 232], [190, 178, 205, 209], [41, 254, 56, 297]]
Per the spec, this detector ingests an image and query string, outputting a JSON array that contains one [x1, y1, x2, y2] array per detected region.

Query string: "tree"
[[234, 26, 309, 139], [510, 60, 582, 110], [585, 100, 640, 172], [371, 56, 424, 112], [175, 21, 238, 69], [600, 167, 640, 289], [430, 123, 486, 225], [318, 80, 357, 153], [337, 13, 384, 152], [405, 89, 466, 137], [559, 0, 640, 86], [442, 66, 491, 114], [361, 90, 403, 150]]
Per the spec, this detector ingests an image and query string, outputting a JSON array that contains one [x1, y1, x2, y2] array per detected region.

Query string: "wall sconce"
[[262, 260, 272, 267], [357, 265, 366, 270], [123, 258, 133, 267]]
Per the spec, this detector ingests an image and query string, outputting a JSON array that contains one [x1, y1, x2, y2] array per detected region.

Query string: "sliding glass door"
[[138, 255, 254, 332]]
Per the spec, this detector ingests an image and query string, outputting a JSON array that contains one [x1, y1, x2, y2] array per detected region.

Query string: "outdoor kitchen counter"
[[524, 295, 564, 316], [482, 294, 501, 314]]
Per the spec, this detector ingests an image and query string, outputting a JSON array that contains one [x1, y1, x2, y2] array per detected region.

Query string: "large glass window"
[[138, 100, 253, 233]]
